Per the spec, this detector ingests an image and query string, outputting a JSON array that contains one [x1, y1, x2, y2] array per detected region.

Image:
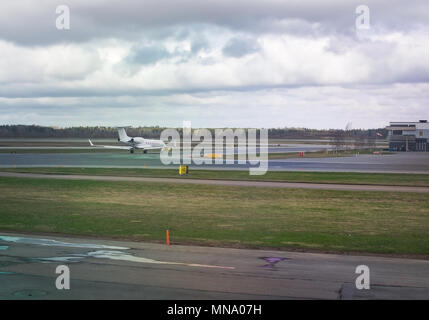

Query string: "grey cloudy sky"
[[0, 0, 428, 129]]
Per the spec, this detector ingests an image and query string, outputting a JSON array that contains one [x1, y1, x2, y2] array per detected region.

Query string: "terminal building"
[[386, 120, 429, 151]]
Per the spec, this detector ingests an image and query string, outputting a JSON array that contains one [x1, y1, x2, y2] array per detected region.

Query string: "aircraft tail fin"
[[117, 127, 130, 141]]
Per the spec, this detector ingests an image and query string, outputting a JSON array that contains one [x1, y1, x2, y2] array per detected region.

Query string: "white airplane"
[[89, 127, 170, 154]]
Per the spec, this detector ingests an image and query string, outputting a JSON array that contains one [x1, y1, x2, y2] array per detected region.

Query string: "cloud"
[[222, 37, 260, 58], [1, 83, 428, 129], [0, 0, 428, 128], [2, 27, 429, 97], [1, 0, 429, 45], [126, 43, 171, 65]]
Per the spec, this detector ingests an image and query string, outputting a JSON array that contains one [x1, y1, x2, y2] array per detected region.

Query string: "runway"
[[1, 152, 429, 173], [0, 232, 428, 299], [2, 172, 429, 193]]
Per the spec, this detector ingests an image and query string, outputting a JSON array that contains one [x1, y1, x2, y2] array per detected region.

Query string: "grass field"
[[1, 176, 428, 256], [2, 167, 429, 187]]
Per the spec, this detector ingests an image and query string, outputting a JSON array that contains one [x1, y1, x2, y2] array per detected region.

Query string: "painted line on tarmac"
[[0, 235, 128, 250], [1, 235, 235, 270]]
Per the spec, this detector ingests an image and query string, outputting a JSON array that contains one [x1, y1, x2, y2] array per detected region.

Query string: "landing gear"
[[143, 150, 148, 154], [130, 149, 134, 154]]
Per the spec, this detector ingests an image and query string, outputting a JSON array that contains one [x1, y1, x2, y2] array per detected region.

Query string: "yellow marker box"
[[179, 165, 189, 175]]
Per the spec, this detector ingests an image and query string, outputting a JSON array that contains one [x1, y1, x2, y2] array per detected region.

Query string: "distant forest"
[[0, 125, 387, 139]]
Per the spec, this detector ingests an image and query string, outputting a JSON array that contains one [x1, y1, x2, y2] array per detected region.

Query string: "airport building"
[[386, 120, 429, 151]]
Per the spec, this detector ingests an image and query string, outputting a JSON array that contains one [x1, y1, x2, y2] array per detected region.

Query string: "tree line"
[[0, 125, 387, 139]]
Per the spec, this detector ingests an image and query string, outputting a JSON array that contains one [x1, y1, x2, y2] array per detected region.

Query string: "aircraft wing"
[[134, 145, 165, 150], [88, 139, 132, 150]]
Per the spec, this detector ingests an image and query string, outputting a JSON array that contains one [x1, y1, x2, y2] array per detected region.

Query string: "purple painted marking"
[[261, 257, 287, 268]]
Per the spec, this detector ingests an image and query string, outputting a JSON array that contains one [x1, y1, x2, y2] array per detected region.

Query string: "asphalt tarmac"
[[1, 152, 429, 173], [0, 232, 428, 300]]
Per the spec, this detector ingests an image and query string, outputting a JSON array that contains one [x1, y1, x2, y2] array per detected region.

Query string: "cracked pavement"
[[1, 232, 429, 299]]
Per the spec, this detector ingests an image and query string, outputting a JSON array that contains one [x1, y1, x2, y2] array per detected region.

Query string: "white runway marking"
[[0, 235, 129, 250], [86, 250, 236, 269], [35, 250, 235, 269], [0, 235, 235, 270]]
